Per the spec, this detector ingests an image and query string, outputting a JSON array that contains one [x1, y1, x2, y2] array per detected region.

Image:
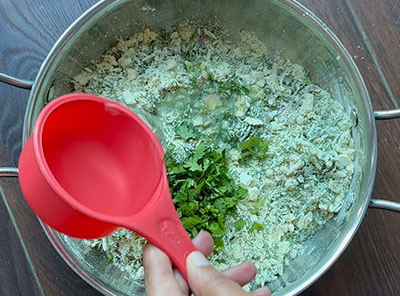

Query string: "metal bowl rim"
[[24, 0, 377, 295]]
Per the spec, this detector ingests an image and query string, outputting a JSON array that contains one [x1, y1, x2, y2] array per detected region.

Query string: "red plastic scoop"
[[18, 93, 197, 281]]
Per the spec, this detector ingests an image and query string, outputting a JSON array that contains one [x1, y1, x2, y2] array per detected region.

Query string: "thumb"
[[186, 251, 247, 296]]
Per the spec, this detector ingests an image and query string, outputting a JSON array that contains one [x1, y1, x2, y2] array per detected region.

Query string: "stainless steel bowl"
[[1, 0, 400, 295]]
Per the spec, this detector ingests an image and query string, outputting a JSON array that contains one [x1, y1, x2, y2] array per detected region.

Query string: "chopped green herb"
[[181, 216, 202, 228], [166, 141, 247, 250], [249, 222, 265, 233], [250, 209, 260, 215], [214, 75, 248, 98], [234, 218, 246, 232], [107, 252, 114, 261], [214, 238, 225, 250], [256, 199, 265, 209], [184, 161, 202, 172], [240, 137, 269, 160], [176, 122, 199, 140], [216, 257, 226, 264]]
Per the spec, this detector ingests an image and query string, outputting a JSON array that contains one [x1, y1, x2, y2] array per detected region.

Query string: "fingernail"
[[253, 287, 270, 296], [192, 231, 204, 244], [188, 251, 210, 267]]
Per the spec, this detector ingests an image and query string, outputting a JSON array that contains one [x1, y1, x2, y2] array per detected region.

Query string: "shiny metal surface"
[[0, 167, 19, 177], [0, 72, 33, 89], [24, 0, 376, 294], [374, 109, 400, 120], [0, 0, 398, 295], [369, 199, 400, 212]]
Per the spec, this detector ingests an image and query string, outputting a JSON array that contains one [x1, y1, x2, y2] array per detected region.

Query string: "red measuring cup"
[[18, 93, 197, 281]]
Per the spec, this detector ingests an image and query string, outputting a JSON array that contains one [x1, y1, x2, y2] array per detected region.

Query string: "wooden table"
[[1, 1, 399, 295]]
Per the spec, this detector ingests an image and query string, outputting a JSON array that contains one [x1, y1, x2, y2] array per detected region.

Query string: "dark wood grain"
[[1, 0, 400, 295], [0, 0, 101, 295], [350, 0, 400, 107], [0, 186, 43, 296], [298, 0, 395, 111], [0, 179, 102, 296]]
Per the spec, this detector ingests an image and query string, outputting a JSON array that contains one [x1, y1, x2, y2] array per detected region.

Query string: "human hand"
[[143, 231, 270, 296]]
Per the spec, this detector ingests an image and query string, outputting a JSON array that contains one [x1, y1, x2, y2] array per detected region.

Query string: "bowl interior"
[[29, 0, 375, 295]]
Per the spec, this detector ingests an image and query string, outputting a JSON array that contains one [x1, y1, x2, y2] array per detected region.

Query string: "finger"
[[192, 231, 214, 257], [174, 231, 215, 293], [191, 232, 256, 286], [222, 261, 257, 287], [143, 243, 183, 296], [187, 251, 248, 296], [176, 231, 258, 292], [174, 269, 189, 295]]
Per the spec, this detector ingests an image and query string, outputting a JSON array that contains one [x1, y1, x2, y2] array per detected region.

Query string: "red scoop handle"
[[123, 174, 197, 282]]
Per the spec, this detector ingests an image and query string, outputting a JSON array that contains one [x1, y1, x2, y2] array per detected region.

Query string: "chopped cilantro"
[[181, 216, 202, 228], [214, 238, 225, 250], [107, 252, 114, 261], [176, 122, 199, 140], [216, 257, 226, 264], [248, 222, 265, 233], [256, 199, 265, 208], [240, 137, 269, 160], [215, 75, 248, 98], [166, 141, 247, 250], [234, 218, 246, 232], [250, 208, 259, 215]]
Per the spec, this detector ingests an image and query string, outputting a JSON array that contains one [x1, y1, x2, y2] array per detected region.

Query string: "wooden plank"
[[0, 186, 43, 296], [0, 179, 102, 296], [298, 0, 396, 111], [349, 0, 400, 107], [0, 0, 101, 294]]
